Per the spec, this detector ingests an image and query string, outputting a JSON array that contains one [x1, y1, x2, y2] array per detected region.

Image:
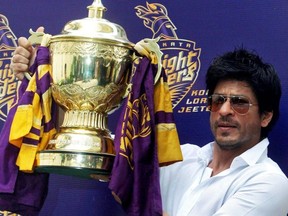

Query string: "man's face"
[[209, 80, 272, 151]]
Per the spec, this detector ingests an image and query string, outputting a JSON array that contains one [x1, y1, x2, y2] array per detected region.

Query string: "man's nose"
[[218, 99, 234, 115]]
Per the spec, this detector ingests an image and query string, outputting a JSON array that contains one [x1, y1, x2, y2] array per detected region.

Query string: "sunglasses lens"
[[208, 95, 251, 114], [230, 96, 250, 114], [208, 95, 225, 112]]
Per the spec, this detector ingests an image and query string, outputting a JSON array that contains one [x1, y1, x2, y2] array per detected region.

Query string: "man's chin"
[[215, 139, 240, 150]]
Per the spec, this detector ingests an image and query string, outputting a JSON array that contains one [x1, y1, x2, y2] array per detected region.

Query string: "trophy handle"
[[134, 36, 163, 84], [24, 28, 50, 80], [123, 37, 163, 98]]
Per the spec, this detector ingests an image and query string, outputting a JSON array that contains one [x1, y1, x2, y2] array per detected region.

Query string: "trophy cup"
[[35, 0, 134, 180]]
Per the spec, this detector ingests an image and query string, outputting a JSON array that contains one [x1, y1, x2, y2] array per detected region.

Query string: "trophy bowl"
[[35, 0, 134, 180]]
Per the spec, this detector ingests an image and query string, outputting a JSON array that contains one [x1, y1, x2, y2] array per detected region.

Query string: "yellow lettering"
[[177, 106, 210, 113], [190, 89, 209, 96], [178, 107, 185, 113]]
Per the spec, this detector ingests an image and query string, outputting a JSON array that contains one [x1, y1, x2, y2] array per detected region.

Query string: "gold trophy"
[[34, 0, 134, 180]]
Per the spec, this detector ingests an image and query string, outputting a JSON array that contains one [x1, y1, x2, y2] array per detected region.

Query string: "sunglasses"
[[208, 94, 257, 115]]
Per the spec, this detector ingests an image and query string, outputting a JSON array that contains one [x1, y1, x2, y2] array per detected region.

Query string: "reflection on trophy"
[[35, 0, 134, 180]]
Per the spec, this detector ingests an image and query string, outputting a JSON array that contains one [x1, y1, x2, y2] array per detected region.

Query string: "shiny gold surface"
[[35, 0, 134, 179], [49, 40, 133, 113], [36, 151, 114, 170], [36, 151, 114, 181]]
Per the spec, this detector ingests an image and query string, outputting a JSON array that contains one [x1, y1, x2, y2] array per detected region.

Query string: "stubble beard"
[[212, 117, 243, 150], [213, 126, 244, 150], [215, 136, 243, 150]]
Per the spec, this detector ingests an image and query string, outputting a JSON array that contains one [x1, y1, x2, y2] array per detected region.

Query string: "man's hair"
[[206, 48, 282, 138]]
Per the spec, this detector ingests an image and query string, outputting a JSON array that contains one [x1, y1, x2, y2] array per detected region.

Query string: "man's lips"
[[217, 123, 236, 127], [216, 121, 238, 130]]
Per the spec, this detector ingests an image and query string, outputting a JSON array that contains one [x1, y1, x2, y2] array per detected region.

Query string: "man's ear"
[[261, 111, 273, 128]]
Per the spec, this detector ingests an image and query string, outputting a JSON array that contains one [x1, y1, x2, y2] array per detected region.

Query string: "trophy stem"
[[62, 110, 108, 130], [35, 110, 115, 180]]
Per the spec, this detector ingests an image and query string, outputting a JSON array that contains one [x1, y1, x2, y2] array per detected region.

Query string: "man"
[[10, 34, 288, 215], [160, 49, 288, 215]]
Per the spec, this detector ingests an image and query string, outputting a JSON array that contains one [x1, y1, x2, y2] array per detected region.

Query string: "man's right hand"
[[10, 26, 45, 80]]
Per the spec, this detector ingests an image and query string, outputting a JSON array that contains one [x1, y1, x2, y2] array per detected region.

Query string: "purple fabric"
[[0, 47, 53, 215], [155, 110, 175, 123], [22, 137, 41, 146], [109, 57, 162, 216], [37, 72, 52, 94], [0, 78, 28, 193]]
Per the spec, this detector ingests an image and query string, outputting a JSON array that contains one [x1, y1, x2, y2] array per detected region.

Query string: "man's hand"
[[10, 26, 44, 80]]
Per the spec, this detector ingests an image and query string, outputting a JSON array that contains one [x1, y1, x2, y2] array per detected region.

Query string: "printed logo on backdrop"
[[135, 2, 208, 113], [0, 14, 18, 123]]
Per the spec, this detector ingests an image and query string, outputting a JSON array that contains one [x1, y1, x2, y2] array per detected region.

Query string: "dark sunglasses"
[[207, 94, 257, 115]]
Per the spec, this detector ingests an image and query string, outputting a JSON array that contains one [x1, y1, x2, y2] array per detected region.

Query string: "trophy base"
[[35, 150, 114, 181]]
